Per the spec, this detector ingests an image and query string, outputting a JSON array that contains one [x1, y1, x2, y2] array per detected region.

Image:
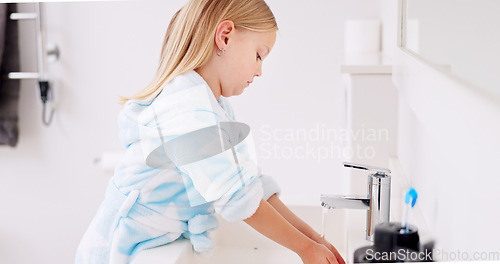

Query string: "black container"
[[353, 222, 433, 263], [374, 222, 420, 253]]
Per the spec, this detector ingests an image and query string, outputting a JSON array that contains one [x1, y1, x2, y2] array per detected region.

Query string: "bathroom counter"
[[132, 206, 348, 264]]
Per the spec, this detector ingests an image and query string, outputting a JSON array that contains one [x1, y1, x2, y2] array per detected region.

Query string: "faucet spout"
[[320, 194, 370, 210]]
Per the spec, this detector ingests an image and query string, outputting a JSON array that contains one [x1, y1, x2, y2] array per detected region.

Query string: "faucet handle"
[[343, 162, 391, 176]]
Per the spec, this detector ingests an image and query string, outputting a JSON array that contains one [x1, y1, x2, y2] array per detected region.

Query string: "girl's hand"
[[299, 241, 339, 264], [309, 232, 346, 264]]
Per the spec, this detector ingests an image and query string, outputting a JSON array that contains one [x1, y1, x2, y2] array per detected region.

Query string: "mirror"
[[403, 0, 500, 98]]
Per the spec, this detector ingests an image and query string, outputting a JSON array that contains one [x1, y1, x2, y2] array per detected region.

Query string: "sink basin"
[[133, 205, 348, 264]]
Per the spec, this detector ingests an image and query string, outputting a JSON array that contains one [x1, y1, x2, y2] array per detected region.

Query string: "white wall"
[[382, 0, 500, 258], [380, 0, 398, 61], [0, 1, 380, 263]]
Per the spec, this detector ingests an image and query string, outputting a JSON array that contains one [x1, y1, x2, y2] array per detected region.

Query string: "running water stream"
[[320, 206, 329, 239]]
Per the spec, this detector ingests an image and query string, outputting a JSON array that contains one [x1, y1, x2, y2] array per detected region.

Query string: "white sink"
[[133, 205, 348, 264]]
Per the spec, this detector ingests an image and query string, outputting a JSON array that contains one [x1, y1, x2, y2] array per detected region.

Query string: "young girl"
[[76, 1, 345, 263]]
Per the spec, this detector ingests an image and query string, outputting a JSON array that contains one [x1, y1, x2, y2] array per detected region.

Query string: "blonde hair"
[[117, 0, 278, 105]]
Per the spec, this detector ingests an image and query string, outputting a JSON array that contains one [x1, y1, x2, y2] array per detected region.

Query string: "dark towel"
[[0, 3, 20, 147]]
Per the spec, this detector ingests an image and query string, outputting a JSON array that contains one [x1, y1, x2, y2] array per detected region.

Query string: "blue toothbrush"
[[401, 187, 418, 233]]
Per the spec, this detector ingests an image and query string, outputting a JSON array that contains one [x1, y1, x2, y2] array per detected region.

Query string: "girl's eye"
[[257, 53, 262, 61]]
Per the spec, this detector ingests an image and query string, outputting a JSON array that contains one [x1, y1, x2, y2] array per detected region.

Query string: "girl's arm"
[[266, 194, 346, 264], [266, 194, 320, 239], [243, 199, 338, 264]]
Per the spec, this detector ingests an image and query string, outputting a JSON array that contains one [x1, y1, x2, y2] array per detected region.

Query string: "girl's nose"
[[255, 64, 262, 77]]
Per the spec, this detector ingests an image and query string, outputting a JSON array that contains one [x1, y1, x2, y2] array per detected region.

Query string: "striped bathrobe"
[[75, 70, 281, 264]]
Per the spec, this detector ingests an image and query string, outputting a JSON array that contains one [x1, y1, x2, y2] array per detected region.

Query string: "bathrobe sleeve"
[[219, 96, 282, 202], [137, 86, 268, 221], [259, 173, 281, 201]]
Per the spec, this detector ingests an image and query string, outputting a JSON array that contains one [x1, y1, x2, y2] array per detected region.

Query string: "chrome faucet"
[[321, 162, 391, 241]]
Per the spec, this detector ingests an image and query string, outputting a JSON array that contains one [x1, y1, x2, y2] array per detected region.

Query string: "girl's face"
[[219, 28, 276, 97]]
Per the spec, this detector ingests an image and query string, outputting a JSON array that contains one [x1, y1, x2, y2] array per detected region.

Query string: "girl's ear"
[[215, 20, 235, 49]]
